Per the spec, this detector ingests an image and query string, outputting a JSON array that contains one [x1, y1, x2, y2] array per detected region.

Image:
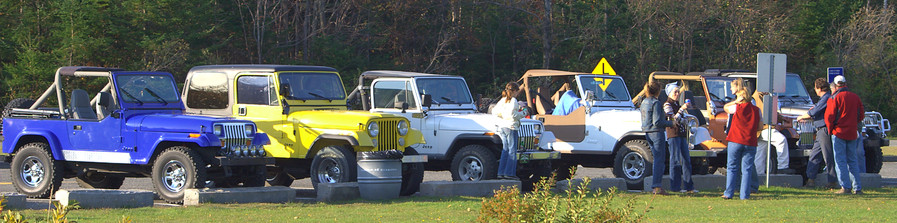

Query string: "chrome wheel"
[[20, 156, 44, 187], [457, 156, 484, 181], [162, 160, 187, 192], [315, 158, 341, 184], [622, 151, 646, 179]]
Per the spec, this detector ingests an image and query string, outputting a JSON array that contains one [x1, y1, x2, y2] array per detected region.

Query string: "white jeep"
[[347, 70, 559, 189]]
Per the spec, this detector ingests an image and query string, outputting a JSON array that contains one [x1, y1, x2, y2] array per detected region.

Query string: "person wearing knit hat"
[[663, 82, 696, 193]]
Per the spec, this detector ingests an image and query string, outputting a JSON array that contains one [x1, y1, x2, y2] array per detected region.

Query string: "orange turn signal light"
[[484, 132, 495, 136], [189, 133, 201, 138]]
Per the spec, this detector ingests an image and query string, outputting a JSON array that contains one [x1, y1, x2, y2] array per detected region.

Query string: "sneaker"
[[826, 182, 840, 189], [834, 188, 851, 194], [652, 188, 668, 195], [720, 195, 732, 199], [804, 179, 816, 187], [854, 190, 864, 195]]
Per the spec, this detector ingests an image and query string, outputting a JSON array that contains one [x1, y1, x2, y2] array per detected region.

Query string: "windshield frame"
[[414, 77, 474, 106], [575, 75, 632, 104], [277, 71, 347, 101], [113, 73, 181, 105]]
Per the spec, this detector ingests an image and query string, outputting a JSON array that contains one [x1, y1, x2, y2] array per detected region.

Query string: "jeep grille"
[[517, 124, 539, 151], [792, 120, 815, 148], [218, 123, 265, 157], [375, 119, 401, 151]]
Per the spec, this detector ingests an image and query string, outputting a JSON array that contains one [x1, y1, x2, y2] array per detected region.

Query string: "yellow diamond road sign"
[[591, 58, 616, 91]]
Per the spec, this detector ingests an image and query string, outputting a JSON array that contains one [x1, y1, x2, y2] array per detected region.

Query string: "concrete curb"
[[555, 178, 628, 192], [813, 173, 882, 189], [184, 186, 295, 206], [316, 182, 360, 203], [56, 189, 154, 209], [1, 193, 26, 210], [420, 180, 520, 197]]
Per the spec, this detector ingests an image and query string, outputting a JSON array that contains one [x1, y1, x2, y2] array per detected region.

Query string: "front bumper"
[[214, 156, 275, 166], [517, 150, 561, 163]]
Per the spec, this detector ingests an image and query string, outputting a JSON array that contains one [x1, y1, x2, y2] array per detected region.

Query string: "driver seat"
[[71, 89, 97, 120]]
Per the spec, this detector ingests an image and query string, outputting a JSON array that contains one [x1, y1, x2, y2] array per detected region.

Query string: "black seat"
[[95, 92, 114, 119]]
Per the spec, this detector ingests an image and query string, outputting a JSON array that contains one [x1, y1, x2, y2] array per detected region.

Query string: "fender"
[[311, 134, 360, 147], [11, 130, 65, 159], [445, 133, 502, 159], [613, 131, 647, 154], [131, 132, 219, 164]]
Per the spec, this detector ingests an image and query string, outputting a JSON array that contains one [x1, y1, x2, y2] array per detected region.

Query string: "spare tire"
[[2, 98, 35, 132]]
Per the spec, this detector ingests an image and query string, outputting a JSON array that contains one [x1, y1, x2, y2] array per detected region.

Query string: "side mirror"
[[279, 83, 292, 98], [421, 94, 433, 108], [401, 102, 409, 113], [111, 111, 121, 119]]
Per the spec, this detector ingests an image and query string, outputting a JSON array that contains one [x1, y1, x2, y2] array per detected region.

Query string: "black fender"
[[613, 131, 647, 155], [307, 134, 359, 157], [446, 133, 502, 159]]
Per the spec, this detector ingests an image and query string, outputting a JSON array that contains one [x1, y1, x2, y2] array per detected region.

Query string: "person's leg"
[[497, 128, 512, 177], [832, 135, 851, 190], [724, 142, 742, 199], [756, 132, 769, 175], [648, 132, 667, 190], [844, 139, 861, 191], [508, 129, 519, 177], [820, 128, 837, 185], [856, 133, 866, 173], [770, 130, 790, 170], [741, 145, 757, 199], [668, 138, 682, 191], [805, 136, 824, 185], [677, 137, 694, 191]]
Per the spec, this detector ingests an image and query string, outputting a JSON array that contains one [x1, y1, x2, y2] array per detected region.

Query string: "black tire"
[[519, 160, 552, 191], [450, 144, 497, 181], [310, 146, 357, 189], [400, 148, 424, 196], [613, 139, 651, 190], [10, 142, 64, 198], [865, 146, 883, 174], [75, 172, 125, 189], [240, 166, 267, 187], [551, 160, 577, 182], [265, 166, 295, 187], [2, 98, 35, 132], [691, 158, 711, 175], [152, 147, 207, 204]]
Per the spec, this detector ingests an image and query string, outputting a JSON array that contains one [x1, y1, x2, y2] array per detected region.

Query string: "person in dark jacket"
[[798, 78, 837, 188], [824, 75, 865, 195], [640, 81, 673, 195], [722, 78, 760, 200]]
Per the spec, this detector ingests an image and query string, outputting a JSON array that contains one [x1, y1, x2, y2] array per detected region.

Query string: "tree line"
[[1, 0, 895, 121]]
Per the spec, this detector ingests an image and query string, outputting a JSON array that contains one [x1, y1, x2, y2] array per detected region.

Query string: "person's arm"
[[824, 96, 837, 132], [652, 100, 673, 128], [856, 100, 865, 124], [806, 94, 829, 118]]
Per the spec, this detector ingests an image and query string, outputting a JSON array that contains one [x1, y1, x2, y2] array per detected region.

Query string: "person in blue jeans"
[[638, 81, 673, 195], [722, 78, 760, 200], [825, 75, 865, 194], [798, 78, 837, 188], [491, 82, 526, 180], [663, 83, 696, 193]]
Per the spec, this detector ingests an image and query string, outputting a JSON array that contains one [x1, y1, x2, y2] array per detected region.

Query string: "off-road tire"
[[265, 167, 295, 187], [75, 172, 125, 189], [310, 146, 357, 189], [519, 160, 553, 191], [613, 139, 652, 190], [152, 146, 207, 204], [865, 146, 883, 173], [400, 148, 425, 196], [2, 98, 35, 132], [450, 144, 498, 181], [10, 142, 64, 198]]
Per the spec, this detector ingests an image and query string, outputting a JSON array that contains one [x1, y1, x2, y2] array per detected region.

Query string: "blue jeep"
[[0, 66, 272, 203]]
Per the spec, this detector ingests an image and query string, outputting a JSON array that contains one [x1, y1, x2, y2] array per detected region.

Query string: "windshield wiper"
[[144, 88, 168, 105], [440, 96, 458, 104], [119, 89, 143, 105], [308, 92, 331, 102]]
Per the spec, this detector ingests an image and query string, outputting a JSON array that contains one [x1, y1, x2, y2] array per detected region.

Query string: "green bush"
[[478, 174, 647, 222]]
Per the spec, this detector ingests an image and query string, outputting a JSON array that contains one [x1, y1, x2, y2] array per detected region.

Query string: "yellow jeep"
[[181, 65, 425, 195]]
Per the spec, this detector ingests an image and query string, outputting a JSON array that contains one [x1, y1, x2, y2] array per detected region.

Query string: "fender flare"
[[613, 131, 647, 155], [13, 130, 65, 159], [446, 133, 502, 158]]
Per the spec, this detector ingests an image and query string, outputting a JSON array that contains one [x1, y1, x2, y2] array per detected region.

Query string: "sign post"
[[757, 53, 787, 187]]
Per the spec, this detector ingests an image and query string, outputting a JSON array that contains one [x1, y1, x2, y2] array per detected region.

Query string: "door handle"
[[73, 125, 82, 130], [238, 106, 247, 116]]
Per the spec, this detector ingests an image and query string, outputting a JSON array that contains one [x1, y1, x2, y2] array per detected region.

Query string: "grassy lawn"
[[8, 187, 897, 222]]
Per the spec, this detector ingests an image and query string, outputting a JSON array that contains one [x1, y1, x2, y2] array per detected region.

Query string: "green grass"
[[7, 187, 897, 222]]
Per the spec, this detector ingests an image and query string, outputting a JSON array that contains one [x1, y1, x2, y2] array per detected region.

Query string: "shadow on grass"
[[658, 186, 897, 200]]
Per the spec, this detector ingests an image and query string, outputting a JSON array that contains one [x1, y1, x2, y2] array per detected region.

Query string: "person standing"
[[640, 81, 673, 195], [825, 75, 865, 194], [663, 83, 696, 193], [722, 78, 760, 200], [798, 78, 838, 188], [752, 91, 791, 175], [491, 82, 525, 180]]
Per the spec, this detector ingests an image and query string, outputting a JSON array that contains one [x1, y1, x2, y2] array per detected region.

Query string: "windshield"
[[577, 75, 630, 102], [705, 79, 735, 104], [116, 74, 180, 104], [279, 72, 346, 100], [780, 75, 811, 99], [416, 78, 472, 105]]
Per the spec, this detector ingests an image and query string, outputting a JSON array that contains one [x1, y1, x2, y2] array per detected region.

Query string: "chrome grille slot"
[[792, 120, 815, 148], [517, 124, 538, 151], [376, 120, 399, 151]]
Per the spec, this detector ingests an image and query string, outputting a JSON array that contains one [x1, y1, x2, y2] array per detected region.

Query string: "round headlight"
[[367, 122, 379, 137], [245, 124, 255, 136], [213, 125, 223, 136], [398, 120, 409, 136]]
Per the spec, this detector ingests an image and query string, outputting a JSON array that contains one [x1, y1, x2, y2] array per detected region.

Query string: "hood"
[[134, 114, 250, 133], [288, 110, 405, 130], [779, 103, 813, 117], [437, 113, 540, 132]]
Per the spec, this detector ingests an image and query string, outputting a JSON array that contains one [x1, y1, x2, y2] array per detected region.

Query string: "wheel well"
[[12, 135, 50, 154], [148, 141, 201, 164], [307, 138, 354, 158], [447, 138, 499, 160], [613, 134, 647, 157]]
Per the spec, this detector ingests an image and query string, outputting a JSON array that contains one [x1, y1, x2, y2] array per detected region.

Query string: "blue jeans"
[[856, 133, 866, 173], [832, 135, 861, 191], [497, 128, 518, 177], [724, 142, 756, 200], [668, 137, 693, 191], [646, 131, 666, 189]]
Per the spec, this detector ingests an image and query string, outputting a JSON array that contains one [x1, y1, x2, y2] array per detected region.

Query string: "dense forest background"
[[1, 0, 896, 121]]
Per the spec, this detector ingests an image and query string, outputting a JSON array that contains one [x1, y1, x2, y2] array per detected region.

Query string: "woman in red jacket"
[[722, 78, 760, 200]]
